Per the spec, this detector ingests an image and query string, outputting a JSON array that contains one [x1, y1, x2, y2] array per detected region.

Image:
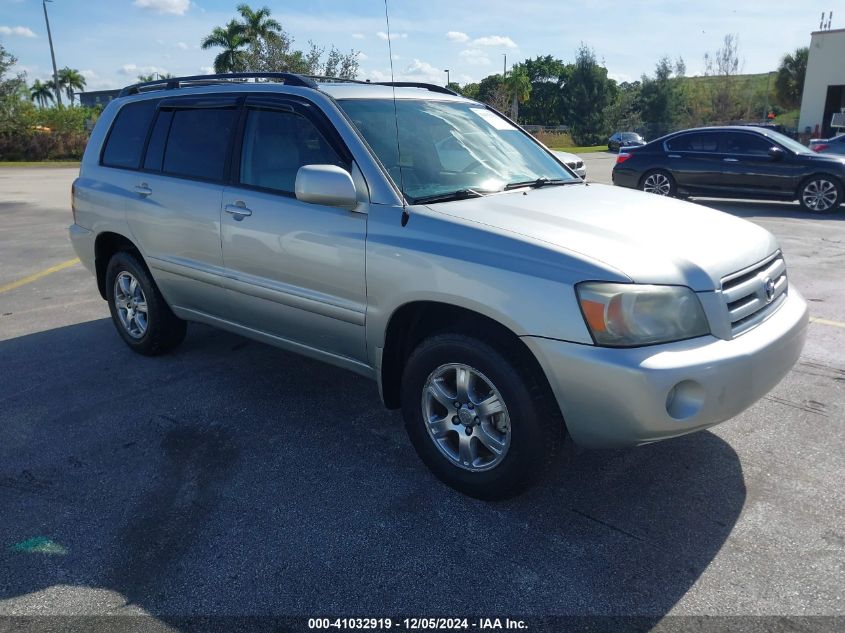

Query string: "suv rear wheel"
[[105, 251, 186, 355], [400, 333, 562, 500], [798, 175, 843, 213]]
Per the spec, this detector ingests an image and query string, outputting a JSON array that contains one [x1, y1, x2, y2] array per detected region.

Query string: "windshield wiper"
[[504, 178, 574, 191], [412, 188, 487, 205]]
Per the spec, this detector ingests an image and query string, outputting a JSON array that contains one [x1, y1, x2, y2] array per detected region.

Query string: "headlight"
[[577, 282, 710, 347]]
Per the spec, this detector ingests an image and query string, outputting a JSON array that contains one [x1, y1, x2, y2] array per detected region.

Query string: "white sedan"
[[553, 150, 587, 179]]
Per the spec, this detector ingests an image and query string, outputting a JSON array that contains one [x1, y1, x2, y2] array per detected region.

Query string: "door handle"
[[134, 183, 152, 197], [225, 201, 252, 219], [723, 158, 739, 162], [667, 154, 682, 158]]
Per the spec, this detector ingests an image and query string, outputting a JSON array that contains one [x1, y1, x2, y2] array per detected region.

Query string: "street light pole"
[[502, 53, 507, 78], [42, 0, 62, 107], [444, 69, 450, 87]]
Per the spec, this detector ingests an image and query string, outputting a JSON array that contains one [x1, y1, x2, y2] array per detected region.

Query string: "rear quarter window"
[[665, 133, 719, 153], [101, 100, 158, 169]]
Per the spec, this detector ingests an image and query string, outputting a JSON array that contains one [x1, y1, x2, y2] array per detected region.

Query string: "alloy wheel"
[[114, 271, 149, 339], [421, 363, 512, 472], [802, 179, 839, 212], [642, 172, 672, 196]]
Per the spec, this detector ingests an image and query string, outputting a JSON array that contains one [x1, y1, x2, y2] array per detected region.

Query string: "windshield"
[[766, 129, 813, 155], [621, 133, 641, 140], [337, 98, 578, 203]]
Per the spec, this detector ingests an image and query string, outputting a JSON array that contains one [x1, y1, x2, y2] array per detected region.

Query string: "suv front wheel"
[[400, 333, 562, 499], [105, 251, 186, 355]]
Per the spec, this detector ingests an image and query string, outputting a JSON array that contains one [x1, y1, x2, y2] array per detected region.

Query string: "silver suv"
[[70, 73, 808, 499]]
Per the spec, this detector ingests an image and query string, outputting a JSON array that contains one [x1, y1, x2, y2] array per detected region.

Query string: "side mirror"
[[295, 165, 358, 210], [768, 146, 785, 161]]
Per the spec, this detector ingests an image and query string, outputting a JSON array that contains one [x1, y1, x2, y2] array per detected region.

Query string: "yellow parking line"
[[0, 258, 80, 294], [810, 316, 845, 329]]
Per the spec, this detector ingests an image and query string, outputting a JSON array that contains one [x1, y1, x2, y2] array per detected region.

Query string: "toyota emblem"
[[763, 277, 775, 302]]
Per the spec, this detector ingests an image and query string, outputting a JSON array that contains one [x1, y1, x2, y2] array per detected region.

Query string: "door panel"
[[719, 132, 804, 196], [220, 104, 367, 362], [125, 102, 238, 316], [663, 132, 724, 194], [125, 174, 229, 315]]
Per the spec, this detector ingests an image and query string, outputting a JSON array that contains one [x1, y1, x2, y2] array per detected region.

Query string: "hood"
[[427, 183, 779, 291]]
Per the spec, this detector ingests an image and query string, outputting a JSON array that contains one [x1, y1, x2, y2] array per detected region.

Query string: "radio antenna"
[[383, 0, 409, 226]]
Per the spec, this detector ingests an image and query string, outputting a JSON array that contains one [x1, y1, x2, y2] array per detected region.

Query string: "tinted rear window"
[[666, 133, 719, 152], [161, 108, 237, 182], [101, 100, 158, 169]]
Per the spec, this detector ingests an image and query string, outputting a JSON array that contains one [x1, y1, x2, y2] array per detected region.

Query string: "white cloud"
[[79, 69, 98, 79], [447, 31, 469, 43], [459, 48, 490, 66], [376, 31, 407, 41], [0, 26, 36, 38], [200, 66, 214, 75], [352, 33, 365, 40], [175, 41, 189, 50], [356, 52, 368, 61], [119, 64, 170, 76], [403, 59, 445, 84], [132, 0, 190, 16], [472, 35, 517, 48]]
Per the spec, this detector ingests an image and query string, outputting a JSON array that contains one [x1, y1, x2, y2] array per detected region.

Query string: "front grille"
[[721, 252, 788, 336]]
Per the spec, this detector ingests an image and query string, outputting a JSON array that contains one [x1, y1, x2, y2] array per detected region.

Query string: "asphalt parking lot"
[[0, 162, 843, 629]]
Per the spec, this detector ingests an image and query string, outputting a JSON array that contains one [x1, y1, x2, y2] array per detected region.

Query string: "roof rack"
[[373, 81, 458, 96], [118, 72, 318, 97], [117, 73, 460, 99]]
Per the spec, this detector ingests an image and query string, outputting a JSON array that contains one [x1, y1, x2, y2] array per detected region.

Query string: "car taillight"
[[616, 152, 632, 164], [812, 144, 829, 152]]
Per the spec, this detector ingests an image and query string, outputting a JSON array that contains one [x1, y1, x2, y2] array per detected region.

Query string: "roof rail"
[[373, 81, 459, 96], [304, 75, 370, 85], [118, 72, 318, 97]]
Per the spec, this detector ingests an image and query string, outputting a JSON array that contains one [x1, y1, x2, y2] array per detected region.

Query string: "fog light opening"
[[666, 380, 705, 421]]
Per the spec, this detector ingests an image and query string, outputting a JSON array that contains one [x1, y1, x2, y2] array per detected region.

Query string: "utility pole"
[[43, 0, 62, 107], [502, 53, 507, 79], [444, 69, 450, 87]]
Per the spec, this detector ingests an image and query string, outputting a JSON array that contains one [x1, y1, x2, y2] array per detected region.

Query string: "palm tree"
[[137, 72, 175, 83], [201, 20, 251, 73], [30, 79, 55, 108], [775, 47, 808, 110], [236, 3, 281, 46], [505, 68, 532, 122], [57, 67, 86, 106]]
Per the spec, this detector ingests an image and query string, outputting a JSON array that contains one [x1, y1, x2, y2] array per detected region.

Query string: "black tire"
[[400, 333, 563, 500], [797, 174, 843, 214], [639, 169, 677, 197], [105, 250, 186, 356]]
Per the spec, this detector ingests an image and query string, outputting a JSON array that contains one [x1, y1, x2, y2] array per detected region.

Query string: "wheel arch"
[[379, 301, 559, 416], [94, 232, 144, 299]]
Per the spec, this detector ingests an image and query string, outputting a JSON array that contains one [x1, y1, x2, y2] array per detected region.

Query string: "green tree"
[[201, 20, 251, 73], [57, 67, 86, 106], [504, 66, 532, 122], [559, 45, 618, 145], [236, 3, 282, 50], [30, 79, 55, 108], [519, 55, 568, 125], [638, 56, 687, 137], [704, 34, 742, 122], [137, 72, 175, 82], [775, 47, 808, 110]]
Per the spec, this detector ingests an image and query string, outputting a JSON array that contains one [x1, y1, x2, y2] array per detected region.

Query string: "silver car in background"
[[552, 150, 587, 179], [810, 134, 845, 156], [69, 73, 808, 499]]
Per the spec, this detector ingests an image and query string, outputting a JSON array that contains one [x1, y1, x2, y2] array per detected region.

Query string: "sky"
[[0, 0, 839, 92]]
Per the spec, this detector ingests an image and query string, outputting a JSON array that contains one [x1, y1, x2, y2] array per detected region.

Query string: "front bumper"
[[523, 289, 808, 448]]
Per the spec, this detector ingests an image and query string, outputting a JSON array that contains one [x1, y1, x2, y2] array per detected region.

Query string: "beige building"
[[798, 28, 845, 137]]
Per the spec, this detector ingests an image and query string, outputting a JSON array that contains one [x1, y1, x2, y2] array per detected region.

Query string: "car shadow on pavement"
[[696, 198, 845, 221], [0, 318, 746, 627]]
